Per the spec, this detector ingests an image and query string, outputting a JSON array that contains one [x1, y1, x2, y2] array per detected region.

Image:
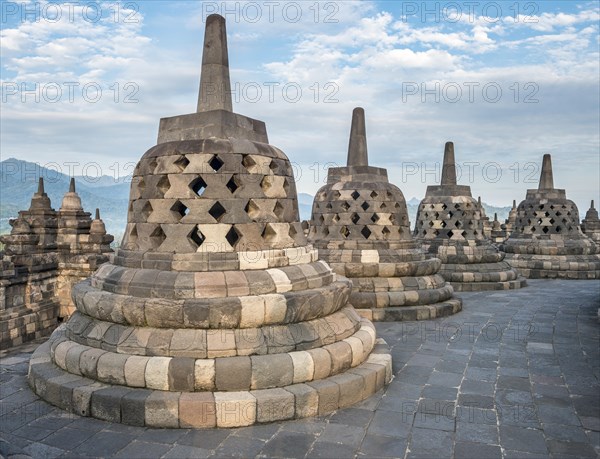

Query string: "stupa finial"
[[591, 200, 595, 209], [197, 14, 233, 113], [69, 177, 76, 193], [95, 208, 101, 220], [538, 154, 554, 190], [37, 177, 45, 194], [441, 141, 457, 186], [512, 199, 516, 209], [346, 107, 368, 167]]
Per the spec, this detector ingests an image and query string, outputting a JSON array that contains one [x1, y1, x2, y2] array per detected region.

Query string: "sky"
[[1, 0, 599, 211]]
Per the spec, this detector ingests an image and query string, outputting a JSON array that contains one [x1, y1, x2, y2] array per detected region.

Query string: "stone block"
[[168, 357, 195, 391], [289, 350, 315, 383], [207, 329, 236, 357], [285, 383, 318, 418], [324, 341, 352, 375], [124, 355, 149, 387], [252, 388, 295, 422], [307, 348, 332, 380], [145, 391, 180, 428], [145, 356, 171, 390], [215, 356, 251, 391], [72, 382, 105, 417], [214, 391, 257, 427], [330, 373, 364, 409], [263, 294, 287, 324], [91, 386, 131, 422], [250, 354, 294, 389], [239, 296, 265, 328], [79, 348, 107, 379], [170, 329, 207, 358], [307, 379, 340, 415], [121, 389, 152, 426], [194, 359, 216, 391], [195, 271, 226, 298], [97, 352, 128, 385], [179, 392, 217, 428]]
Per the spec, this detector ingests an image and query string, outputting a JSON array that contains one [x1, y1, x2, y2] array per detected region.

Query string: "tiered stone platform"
[[414, 142, 526, 291], [28, 14, 391, 428], [501, 154, 600, 279], [308, 108, 462, 321]]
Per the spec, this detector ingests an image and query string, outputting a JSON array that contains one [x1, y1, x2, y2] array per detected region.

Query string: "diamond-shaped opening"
[[544, 211, 550, 217], [209, 201, 226, 221], [261, 223, 277, 241], [139, 200, 153, 221], [382, 226, 390, 237], [540, 204, 545, 209], [447, 230, 454, 238], [273, 201, 285, 219], [174, 155, 190, 172], [370, 191, 378, 198], [245, 199, 260, 220], [531, 227, 536, 232], [149, 225, 166, 249], [351, 213, 360, 224], [454, 203, 460, 209], [332, 214, 340, 223], [226, 175, 239, 194], [441, 221, 447, 228], [435, 212, 440, 219], [448, 211, 454, 218], [454, 220, 461, 228], [322, 227, 330, 236], [282, 178, 291, 197], [549, 218, 555, 224], [542, 226, 549, 233], [555, 211, 562, 216], [434, 229, 440, 236], [556, 226, 562, 233], [429, 221, 434, 227], [340, 226, 350, 238], [361, 202, 370, 211], [390, 214, 396, 224], [351, 190, 360, 200], [371, 213, 380, 223], [242, 155, 257, 173], [332, 190, 341, 199], [387, 191, 393, 198], [341, 201, 350, 211], [189, 227, 205, 247], [137, 177, 146, 195], [148, 158, 158, 173], [395, 203, 401, 209], [326, 202, 333, 209], [361, 226, 371, 239], [269, 160, 279, 173], [226, 226, 240, 247], [171, 201, 189, 220], [318, 215, 325, 223], [128, 225, 138, 242], [190, 176, 207, 197], [209, 155, 224, 172], [380, 203, 387, 210], [461, 231, 467, 237], [157, 175, 170, 197], [441, 203, 448, 210], [289, 224, 298, 238]]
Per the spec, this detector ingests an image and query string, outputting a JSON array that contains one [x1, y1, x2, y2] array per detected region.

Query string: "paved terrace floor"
[[1, 279, 599, 459]]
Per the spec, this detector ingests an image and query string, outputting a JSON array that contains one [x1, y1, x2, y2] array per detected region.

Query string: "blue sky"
[[1, 0, 599, 212]]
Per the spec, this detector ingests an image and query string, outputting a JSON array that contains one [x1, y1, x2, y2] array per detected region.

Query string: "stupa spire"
[[440, 142, 457, 186], [69, 177, 76, 193], [538, 154, 554, 190], [37, 177, 45, 194], [95, 208, 101, 220], [197, 14, 233, 113], [346, 107, 368, 167]]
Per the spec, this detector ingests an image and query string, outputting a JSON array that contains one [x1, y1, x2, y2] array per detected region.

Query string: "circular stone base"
[[504, 254, 600, 279], [355, 298, 462, 322], [449, 277, 527, 292], [28, 337, 392, 428]]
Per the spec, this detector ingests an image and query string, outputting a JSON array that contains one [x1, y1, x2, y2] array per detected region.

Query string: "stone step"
[[449, 277, 527, 292], [28, 338, 392, 428], [355, 298, 463, 322]]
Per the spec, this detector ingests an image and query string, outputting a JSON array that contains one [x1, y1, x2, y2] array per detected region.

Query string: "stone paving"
[[1, 279, 599, 458]]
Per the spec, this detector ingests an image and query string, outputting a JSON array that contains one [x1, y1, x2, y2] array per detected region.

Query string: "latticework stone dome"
[[414, 142, 526, 291], [28, 15, 391, 428], [308, 108, 462, 321], [501, 155, 600, 278]]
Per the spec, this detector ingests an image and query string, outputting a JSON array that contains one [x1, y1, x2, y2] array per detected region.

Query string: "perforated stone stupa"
[[308, 108, 462, 321], [28, 15, 391, 428], [581, 200, 600, 244], [501, 154, 600, 279], [414, 142, 526, 291]]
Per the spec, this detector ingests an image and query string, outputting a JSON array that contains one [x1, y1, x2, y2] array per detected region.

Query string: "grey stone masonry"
[[500, 154, 600, 279], [308, 108, 462, 321], [1, 179, 113, 349], [414, 142, 526, 292], [581, 200, 600, 244], [28, 15, 391, 428]]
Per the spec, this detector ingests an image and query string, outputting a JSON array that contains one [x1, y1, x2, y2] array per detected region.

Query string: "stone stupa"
[[28, 15, 391, 428], [581, 200, 600, 244], [308, 108, 462, 321], [501, 154, 600, 279], [414, 142, 526, 291]]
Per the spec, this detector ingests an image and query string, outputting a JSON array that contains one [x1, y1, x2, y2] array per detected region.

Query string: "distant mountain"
[[1, 158, 129, 241], [407, 197, 421, 206]]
